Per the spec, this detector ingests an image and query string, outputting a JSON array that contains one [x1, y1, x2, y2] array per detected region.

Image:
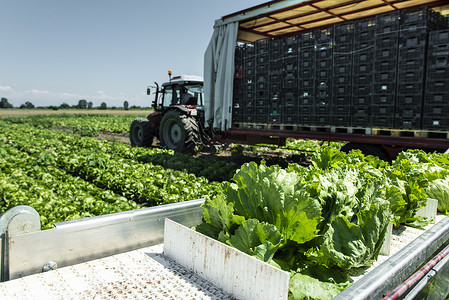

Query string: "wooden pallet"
[[232, 123, 449, 139]]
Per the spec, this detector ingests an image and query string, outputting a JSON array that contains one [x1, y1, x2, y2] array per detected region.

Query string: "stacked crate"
[[282, 36, 299, 124], [373, 11, 400, 128], [332, 22, 354, 127], [298, 31, 316, 125], [396, 7, 447, 129], [352, 17, 376, 127], [314, 28, 333, 125], [232, 5, 448, 131], [424, 29, 449, 130], [232, 45, 245, 123]]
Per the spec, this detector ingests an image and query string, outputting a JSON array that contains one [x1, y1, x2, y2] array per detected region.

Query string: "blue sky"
[[0, 0, 263, 108]]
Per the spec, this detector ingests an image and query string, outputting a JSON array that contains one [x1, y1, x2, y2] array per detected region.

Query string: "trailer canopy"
[[204, 0, 449, 130]]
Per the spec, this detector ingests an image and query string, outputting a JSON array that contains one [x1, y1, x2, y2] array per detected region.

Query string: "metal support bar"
[[0, 206, 40, 282], [1, 200, 204, 281]]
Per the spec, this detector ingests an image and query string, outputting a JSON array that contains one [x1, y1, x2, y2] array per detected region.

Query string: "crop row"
[[0, 122, 221, 209], [0, 143, 140, 229]]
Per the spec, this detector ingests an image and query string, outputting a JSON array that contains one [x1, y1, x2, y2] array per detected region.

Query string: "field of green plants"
[[1, 113, 449, 299]]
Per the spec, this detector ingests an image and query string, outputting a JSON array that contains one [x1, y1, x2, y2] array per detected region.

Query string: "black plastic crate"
[[282, 89, 297, 100], [298, 78, 314, 89], [397, 57, 426, 71], [353, 82, 374, 93], [352, 106, 371, 116], [372, 104, 395, 116], [373, 116, 395, 128], [315, 68, 332, 79], [333, 115, 351, 126], [316, 47, 332, 59], [315, 115, 331, 126], [283, 114, 298, 124], [333, 105, 351, 116], [244, 44, 255, 56], [397, 80, 425, 94], [354, 51, 375, 64], [376, 11, 400, 34], [373, 93, 396, 105], [298, 105, 314, 115], [429, 29, 449, 46], [334, 64, 352, 75], [425, 93, 447, 105], [397, 69, 425, 83], [399, 32, 427, 48], [376, 47, 398, 60], [256, 62, 270, 75], [354, 17, 376, 41], [299, 87, 314, 98], [426, 79, 449, 93], [298, 114, 315, 125], [333, 21, 354, 43], [244, 56, 256, 68], [352, 94, 373, 106], [352, 116, 372, 127], [242, 114, 255, 123], [374, 82, 396, 94], [374, 71, 397, 83], [283, 36, 299, 57], [242, 104, 254, 114], [299, 58, 315, 70], [300, 31, 315, 48], [375, 57, 398, 72], [256, 76, 269, 90], [283, 57, 298, 72], [333, 75, 352, 86], [427, 53, 449, 69], [283, 72, 298, 88], [424, 105, 449, 117], [298, 96, 314, 106], [396, 107, 422, 118], [255, 97, 268, 107], [354, 40, 375, 51], [353, 73, 374, 84], [394, 117, 421, 129], [314, 28, 332, 45], [400, 6, 447, 28], [255, 114, 269, 124], [255, 38, 270, 54], [333, 42, 353, 53], [315, 106, 331, 115], [376, 34, 399, 51], [422, 117, 449, 131], [427, 67, 449, 81], [353, 63, 375, 74], [399, 45, 427, 60], [333, 73, 352, 88], [333, 94, 352, 106], [269, 81, 282, 92], [299, 47, 315, 60], [397, 94, 423, 106], [333, 53, 352, 65]]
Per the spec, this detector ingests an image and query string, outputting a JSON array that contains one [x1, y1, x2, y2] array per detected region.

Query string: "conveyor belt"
[[0, 244, 234, 300]]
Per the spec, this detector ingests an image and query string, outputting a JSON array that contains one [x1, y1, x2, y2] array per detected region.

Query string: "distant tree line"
[[0, 98, 147, 110]]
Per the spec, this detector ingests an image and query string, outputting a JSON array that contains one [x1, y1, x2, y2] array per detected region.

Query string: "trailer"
[[0, 200, 448, 299], [133, 0, 449, 160]]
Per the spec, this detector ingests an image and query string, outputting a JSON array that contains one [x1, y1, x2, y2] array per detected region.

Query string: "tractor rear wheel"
[[159, 110, 199, 153], [130, 118, 154, 146]]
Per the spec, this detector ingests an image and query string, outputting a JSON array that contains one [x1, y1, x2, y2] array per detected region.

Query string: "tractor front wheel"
[[159, 110, 199, 153], [130, 118, 154, 146]]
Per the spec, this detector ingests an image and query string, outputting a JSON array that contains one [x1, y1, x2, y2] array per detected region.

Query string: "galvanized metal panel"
[[8, 199, 204, 280], [164, 219, 289, 300]]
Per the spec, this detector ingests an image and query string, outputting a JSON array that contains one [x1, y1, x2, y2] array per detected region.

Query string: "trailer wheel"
[[130, 118, 154, 146], [159, 110, 199, 153], [341, 142, 390, 161]]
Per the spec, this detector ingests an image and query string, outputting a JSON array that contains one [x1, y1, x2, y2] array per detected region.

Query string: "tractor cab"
[[149, 74, 204, 111]]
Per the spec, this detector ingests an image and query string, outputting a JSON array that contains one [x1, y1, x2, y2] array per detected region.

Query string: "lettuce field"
[[1, 112, 449, 299]]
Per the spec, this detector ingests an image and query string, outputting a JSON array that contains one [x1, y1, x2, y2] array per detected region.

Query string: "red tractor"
[[130, 73, 207, 153]]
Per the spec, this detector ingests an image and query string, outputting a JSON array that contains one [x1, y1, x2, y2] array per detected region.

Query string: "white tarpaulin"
[[204, 22, 238, 131]]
